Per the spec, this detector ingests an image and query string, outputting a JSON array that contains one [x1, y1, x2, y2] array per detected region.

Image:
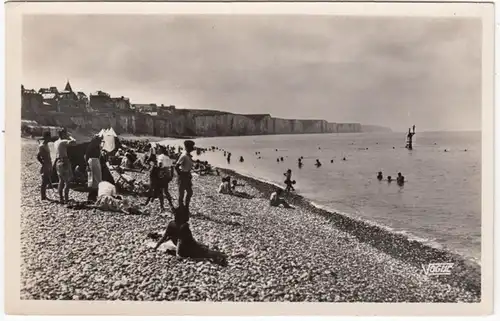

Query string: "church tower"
[[64, 80, 73, 92]]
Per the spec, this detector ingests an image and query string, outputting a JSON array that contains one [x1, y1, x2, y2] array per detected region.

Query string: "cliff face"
[[22, 104, 361, 137]]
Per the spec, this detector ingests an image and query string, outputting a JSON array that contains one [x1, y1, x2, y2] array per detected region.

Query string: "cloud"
[[22, 15, 481, 131]]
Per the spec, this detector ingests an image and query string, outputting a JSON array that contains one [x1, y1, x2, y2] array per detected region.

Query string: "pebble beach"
[[20, 138, 480, 302]]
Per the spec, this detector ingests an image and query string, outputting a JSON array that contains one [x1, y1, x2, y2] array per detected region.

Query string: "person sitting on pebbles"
[[218, 176, 232, 195], [269, 188, 292, 208], [152, 207, 228, 266]]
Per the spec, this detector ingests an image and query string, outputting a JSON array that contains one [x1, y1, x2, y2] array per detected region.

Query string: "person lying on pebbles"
[[270, 188, 293, 208], [218, 176, 254, 199], [231, 179, 245, 190], [93, 181, 149, 215]]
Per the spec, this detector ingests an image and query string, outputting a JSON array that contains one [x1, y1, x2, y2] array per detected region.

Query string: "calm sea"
[[162, 132, 481, 262]]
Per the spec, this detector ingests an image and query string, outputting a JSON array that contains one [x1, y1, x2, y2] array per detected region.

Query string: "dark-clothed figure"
[[37, 132, 53, 201], [176, 140, 195, 215], [144, 162, 175, 211]]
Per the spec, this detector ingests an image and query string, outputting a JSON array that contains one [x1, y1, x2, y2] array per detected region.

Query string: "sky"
[[22, 15, 482, 132]]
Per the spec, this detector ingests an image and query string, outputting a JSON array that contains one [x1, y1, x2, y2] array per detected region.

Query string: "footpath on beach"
[[20, 139, 479, 302]]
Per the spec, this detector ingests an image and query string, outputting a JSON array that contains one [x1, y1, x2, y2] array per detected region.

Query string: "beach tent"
[[97, 129, 105, 137], [107, 127, 117, 137], [97, 127, 117, 152]]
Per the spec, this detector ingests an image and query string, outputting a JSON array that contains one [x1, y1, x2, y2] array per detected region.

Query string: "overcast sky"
[[22, 15, 482, 132]]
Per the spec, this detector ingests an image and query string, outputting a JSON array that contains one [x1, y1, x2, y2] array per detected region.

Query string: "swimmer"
[[277, 158, 280, 163], [315, 159, 322, 167], [280, 157, 284, 162], [397, 172, 405, 186], [377, 172, 383, 181], [239, 156, 244, 163], [330, 159, 334, 163], [387, 176, 393, 183], [342, 157, 346, 161]]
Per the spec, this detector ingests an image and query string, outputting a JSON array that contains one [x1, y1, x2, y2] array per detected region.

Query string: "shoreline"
[[217, 167, 481, 296], [20, 137, 481, 301]]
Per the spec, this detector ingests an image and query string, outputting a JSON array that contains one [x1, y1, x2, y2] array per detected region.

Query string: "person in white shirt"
[[269, 188, 291, 208], [54, 128, 77, 203], [175, 140, 195, 215]]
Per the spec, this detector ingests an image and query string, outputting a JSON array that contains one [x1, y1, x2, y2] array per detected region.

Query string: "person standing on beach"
[[54, 129, 77, 203], [144, 161, 175, 211], [176, 140, 195, 216], [37, 131, 53, 201], [85, 135, 103, 202], [284, 169, 295, 192]]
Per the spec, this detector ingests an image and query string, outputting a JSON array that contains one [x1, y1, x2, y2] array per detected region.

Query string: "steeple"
[[64, 79, 73, 92]]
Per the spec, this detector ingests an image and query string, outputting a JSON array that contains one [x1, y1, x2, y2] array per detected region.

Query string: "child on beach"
[[284, 169, 296, 192], [269, 188, 292, 208]]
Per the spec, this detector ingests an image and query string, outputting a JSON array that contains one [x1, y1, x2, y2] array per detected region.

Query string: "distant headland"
[[21, 81, 389, 138]]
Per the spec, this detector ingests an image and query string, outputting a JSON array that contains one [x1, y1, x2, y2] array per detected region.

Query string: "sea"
[[161, 131, 481, 263]]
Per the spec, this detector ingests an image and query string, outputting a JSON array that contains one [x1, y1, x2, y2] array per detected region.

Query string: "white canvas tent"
[[107, 127, 117, 137]]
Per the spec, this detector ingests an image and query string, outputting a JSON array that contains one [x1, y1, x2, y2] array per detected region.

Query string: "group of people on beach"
[[37, 130, 228, 260], [36, 129, 197, 214]]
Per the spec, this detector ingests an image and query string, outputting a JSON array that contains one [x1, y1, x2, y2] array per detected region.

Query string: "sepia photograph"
[[4, 0, 495, 316]]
